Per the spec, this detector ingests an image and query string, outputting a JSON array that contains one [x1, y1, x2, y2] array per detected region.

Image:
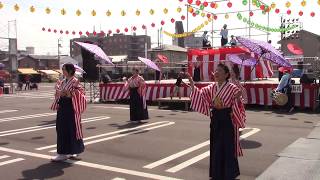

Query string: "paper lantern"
[[287, 9, 291, 15], [163, 8, 168, 14], [108, 30, 112, 34], [121, 10, 126, 16], [188, 0, 193, 4], [171, 18, 175, 23], [204, 21, 209, 25], [14, 4, 19, 11], [210, 2, 216, 8], [42, 27, 45, 31], [201, 12, 205, 17], [79, 31, 82, 35], [311, 12, 315, 17], [136, 9, 140, 16], [200, 5, 205, 10], [196, 0, 201, 6], [0, 2, 3, 9], [207, 13, 211, 18], [61, 8, 66, 15], [203, 1, 208, 7], [192, 13, 197, 17], [72, 31, 76, 35], [225, 14, 229, 19], [76, 9, 81, 16], [271, 2, 276, 9], [86, 31, 90, 36], [30, 6, 35, 13], [242, 0, 248, 6], [196, 10, 200, 15], [149, 9, 155, 15], [177, 7, 182, 13], [285, 2, 291, 8], [249, 11, 254, 16], [260, 5, 265, 10], [60, 30, 63, 34], [161, 20, 165, 26], [106, 10, 111, 16], [299, 11, 303, 16], [301, 0, 306, 7], [48, 29, 51, 32], [66, 31, 69, 35], [99, 31, 105, 36], [188, 7, 194, 13], [133, 26, 137, 31], [45, 7, 51, 14], [124, 28, 128, 32], [151, 23, 155, 27], [54, 29, 57, 33], [116, 29, 120, 33], [227, 2, 232, 8], [142, 25, 146, 29], [181, 15, 186, 20], [91, 10, 96, 16], [275, 9, 280, 14], [213, 15, 218, 20]]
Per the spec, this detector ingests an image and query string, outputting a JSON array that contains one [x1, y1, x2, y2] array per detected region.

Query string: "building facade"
[[70, 33, 151, 66]]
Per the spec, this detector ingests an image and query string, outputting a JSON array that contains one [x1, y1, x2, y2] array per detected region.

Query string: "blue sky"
[[0, 0, 319, 55]]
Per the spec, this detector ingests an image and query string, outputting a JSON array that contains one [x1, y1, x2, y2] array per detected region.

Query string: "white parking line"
[[164, 128, 261, 173], [166, 151, 210, 173], [0, 116, 110, 137], [36, 121, 170, 151], [0, 147, 182, 180], [0, 155, 10, 160], [48, 121, 175, 153], [0, 113, 56, 123], [0, 110, 18, 114], [0, 158, 25, 166], [93, 106, 173, 112], [144, 128, 261, 172]]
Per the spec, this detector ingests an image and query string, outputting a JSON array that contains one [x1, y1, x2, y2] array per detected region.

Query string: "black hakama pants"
[[56, 97, 84, 155], [210, 108, 240, 180], [129, 87, 149, 122]]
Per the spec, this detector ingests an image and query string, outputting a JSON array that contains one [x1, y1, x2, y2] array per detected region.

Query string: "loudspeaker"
[[81, 47, 99, 82]]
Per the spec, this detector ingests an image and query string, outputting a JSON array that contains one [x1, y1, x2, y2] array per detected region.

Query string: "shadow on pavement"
[[241, 140, 262, 149], [19, 162, 72, 180]]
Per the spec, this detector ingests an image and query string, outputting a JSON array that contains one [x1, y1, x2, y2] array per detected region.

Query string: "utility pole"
[[58, 37, 62, 64]]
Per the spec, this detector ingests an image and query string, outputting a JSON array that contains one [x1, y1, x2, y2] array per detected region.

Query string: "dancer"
[[187, 63, 246, 180], [155, 59, 162, 83], [193, 57, 202, 82], [171, 69, 187, 99], [124, 68, 149, 123], [51, 64, 87, 161]]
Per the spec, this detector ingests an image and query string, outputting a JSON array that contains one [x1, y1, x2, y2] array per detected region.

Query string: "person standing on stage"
[[186, 63, 246, 180], [124, 68, 149, 123], [230, 65, 248, 104], [51, 64, 87, 162], [230, 35, 237, 46], [220, 24, 229, 46], [193, 57, 202, 82], [275, 70, 294, 113], [170, 71, 187, 99]]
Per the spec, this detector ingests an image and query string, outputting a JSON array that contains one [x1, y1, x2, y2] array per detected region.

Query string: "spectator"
[[220, 24, 229, 46], [230, 35, 237, 46]]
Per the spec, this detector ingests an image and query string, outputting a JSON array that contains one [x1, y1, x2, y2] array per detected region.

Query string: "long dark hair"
[[63, 64, 75, 76], [217, 63, 230, 80]]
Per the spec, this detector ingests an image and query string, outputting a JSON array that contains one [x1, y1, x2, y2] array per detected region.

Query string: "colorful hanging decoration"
[[45, 7, 51, 14], [30, 6, 35, 13], [121, 10, 126, 16], [149, 9, 155, 15], [136, 9, 140, 16], [163, 18, 211, 38], [106, 10, 111, 16], [76, 9, 81, 16], [0, 2, 4, 9], [91, 10, 96, 16], [61, 8, 66, 15], [177, 7, 182, 13], [14, 4, 19, 11], [163, 8, 168, 14], [237, 13, 298, 32]]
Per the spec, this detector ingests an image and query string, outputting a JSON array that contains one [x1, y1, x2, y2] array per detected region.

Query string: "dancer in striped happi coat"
[[124, 68, 149, 123], [187, 63, 246, 180], [51, 64, 87, 162]]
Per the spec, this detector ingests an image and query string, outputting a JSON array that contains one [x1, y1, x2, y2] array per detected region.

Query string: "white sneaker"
[[51, 154, 69, 162]]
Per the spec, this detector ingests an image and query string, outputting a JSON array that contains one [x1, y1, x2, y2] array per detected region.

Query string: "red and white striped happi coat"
[[190, 82, 246, 157], [51, 77, 87, 140], [188, 47, 273, 81]]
